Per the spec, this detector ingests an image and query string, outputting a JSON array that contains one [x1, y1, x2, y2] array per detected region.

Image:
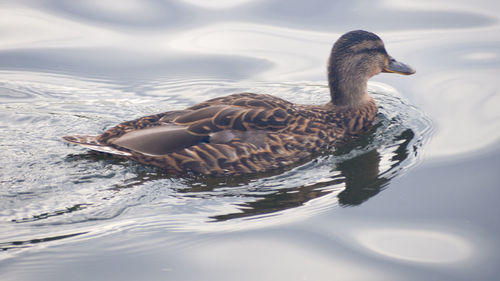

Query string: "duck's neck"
[[327, 61, 370, 108]]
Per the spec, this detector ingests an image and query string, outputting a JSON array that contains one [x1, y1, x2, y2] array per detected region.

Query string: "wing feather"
[[65, 93, 296, 157]]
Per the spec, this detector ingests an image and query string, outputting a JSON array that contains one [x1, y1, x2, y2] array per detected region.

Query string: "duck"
[[63, 30, 415, 176]]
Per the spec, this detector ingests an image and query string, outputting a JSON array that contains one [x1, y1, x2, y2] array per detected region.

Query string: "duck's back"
[[63, 92, 376, 175]]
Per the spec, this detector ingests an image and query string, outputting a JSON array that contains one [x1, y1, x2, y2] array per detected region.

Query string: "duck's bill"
[[382, 56, 416, 75]]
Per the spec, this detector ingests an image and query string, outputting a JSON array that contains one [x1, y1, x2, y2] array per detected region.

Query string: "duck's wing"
[[63, 111, 189, 156], [187, 92, 293, 110], [63, 94, 294, 157]]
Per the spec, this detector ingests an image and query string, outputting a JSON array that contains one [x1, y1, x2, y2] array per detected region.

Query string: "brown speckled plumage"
[[63, 30, 415, 176]]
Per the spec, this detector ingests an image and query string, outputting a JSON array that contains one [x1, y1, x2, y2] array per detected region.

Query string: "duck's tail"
[[62, 135, 132, 156]]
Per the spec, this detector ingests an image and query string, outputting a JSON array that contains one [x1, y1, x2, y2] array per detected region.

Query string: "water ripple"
[[0, 72, 431, 260]]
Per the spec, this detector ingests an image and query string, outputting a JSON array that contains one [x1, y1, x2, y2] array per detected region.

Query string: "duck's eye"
[[354, 47, 386, 55]]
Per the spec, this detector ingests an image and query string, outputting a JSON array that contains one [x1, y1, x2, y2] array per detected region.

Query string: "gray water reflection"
[[21, 0, 498, 31], [245, 0, 495, 31], [0, 50, 272, 81], [45, 0, 189, 28], [3, 0, 495, 83]]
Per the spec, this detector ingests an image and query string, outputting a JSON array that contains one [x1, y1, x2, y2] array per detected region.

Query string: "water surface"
[[1, 0, 500, 280]]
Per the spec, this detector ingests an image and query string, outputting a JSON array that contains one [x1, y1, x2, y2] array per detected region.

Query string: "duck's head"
[[327, 30, 415, 107]]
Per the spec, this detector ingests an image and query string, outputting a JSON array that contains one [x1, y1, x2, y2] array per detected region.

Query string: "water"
[[1, 0, 500, 280]]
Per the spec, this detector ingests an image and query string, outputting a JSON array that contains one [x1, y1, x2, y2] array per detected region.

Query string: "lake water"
[[1, 0, 500, 280]]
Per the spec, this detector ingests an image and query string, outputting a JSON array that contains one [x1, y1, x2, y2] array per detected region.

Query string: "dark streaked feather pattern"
[[63, 92, 377, 176]]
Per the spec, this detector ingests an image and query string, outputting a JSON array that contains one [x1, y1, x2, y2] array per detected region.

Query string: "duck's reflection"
[[337, 129, 414, 206], [102, 127, 416, 222], [188, 128, 416, 221]]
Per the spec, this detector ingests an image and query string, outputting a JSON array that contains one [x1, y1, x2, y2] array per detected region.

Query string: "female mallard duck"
[[63, 30, 415, 176]]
